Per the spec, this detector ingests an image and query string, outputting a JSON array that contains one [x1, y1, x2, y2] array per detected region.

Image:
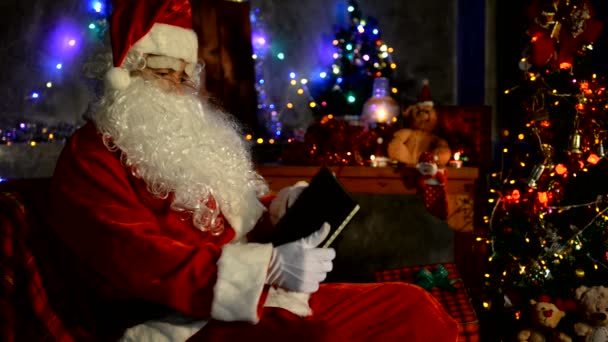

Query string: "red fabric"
[[48, 122, 267, 330], [192, 282, 459, 342], [0, 190, 76, 342], [525, 0, 604, 67], [110, 0, 193, 66], [417, 80, 433, 104], [375, 263, 480, 342], [417, 173, 448, 220]]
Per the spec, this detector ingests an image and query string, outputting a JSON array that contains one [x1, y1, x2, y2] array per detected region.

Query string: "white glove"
[[269, 181, 308, 225], [265, 223, 335, 293]]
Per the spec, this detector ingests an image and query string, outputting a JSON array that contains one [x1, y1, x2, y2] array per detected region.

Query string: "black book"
[[271, 167, 360, 248]]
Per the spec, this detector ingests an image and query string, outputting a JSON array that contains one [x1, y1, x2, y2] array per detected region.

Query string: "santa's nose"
[[543, 310, 553, 318]]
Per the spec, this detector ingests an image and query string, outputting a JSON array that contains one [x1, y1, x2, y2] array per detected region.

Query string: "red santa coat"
[[49, 122, 273, 336], [48, 122, 460, 342]]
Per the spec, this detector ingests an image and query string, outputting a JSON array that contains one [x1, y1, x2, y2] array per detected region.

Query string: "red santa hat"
[[418, 151, 438, 165], [105, 0, 199, 90], [417, 79, 433, 107]]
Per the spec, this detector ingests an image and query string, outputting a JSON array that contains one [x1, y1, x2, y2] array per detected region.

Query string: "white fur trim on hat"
[[210, 243, 273, 323], [105, 67, 131, 90], [418, 101, 434, 107], [132, 23, 198, 64]]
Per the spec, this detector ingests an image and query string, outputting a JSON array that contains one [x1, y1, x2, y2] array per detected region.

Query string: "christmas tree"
[[309, 0, 398, 117], [482, 0, 607, 336]]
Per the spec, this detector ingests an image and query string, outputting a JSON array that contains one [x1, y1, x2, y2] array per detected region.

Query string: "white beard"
[[93, 78, 268, 239]]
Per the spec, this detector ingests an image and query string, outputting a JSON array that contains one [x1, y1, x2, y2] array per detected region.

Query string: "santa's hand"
[[265, 223, 335, 293], [269, 181, 308, 225]]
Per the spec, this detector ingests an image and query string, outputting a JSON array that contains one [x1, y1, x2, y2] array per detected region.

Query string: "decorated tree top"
[[308, 0, 398, 117]]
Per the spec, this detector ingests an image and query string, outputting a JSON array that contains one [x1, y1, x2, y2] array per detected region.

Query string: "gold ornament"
[[575, 268, 585, 278], [597, 141, 606, 158], [568, 131, 583, 154], [528, 164, 546, 188]]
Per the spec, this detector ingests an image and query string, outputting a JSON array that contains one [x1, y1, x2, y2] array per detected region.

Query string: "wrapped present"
[[375, 263, 479, 342]]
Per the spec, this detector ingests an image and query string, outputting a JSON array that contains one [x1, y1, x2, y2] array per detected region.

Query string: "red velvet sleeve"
[[49, 124, 269, 321]]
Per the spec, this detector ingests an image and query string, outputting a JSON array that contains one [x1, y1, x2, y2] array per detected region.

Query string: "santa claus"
[[46, 0, 459, 341]]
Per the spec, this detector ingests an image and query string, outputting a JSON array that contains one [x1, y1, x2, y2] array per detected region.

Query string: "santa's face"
[[132, 55, 195, 94], [417, 162, 438, 176], [93, 74, 267, 235]]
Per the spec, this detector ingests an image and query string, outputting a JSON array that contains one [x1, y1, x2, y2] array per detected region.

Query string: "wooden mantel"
[[257, 165, 479, 233]]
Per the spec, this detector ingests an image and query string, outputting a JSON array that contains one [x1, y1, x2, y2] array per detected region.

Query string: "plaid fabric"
[[375, 263, 479, 342], [0, 190, 75, 342]]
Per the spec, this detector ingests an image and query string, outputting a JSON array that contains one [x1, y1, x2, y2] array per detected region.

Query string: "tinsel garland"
[[279, 116, 398, 166]]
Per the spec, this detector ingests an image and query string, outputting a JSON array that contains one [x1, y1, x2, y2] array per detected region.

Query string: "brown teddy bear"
[[517, 295, 572, 342], [387, 80, 451, 166], [574, 285, 608, 342]]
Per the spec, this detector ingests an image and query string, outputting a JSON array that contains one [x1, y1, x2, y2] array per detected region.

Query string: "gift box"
[[375, 263, 479, 342]]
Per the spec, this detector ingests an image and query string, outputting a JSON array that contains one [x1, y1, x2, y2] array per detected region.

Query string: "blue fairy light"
[[92, 1, 103, 13]]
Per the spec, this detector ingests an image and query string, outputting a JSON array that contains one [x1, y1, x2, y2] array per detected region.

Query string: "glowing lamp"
[[361, 77, 399, 127], [555, 164, 567, 175], [559, 62, 572, 69]]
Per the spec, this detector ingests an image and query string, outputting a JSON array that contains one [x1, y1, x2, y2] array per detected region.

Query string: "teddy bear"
[[517, 295, 572, 342], [574, 285, 608, 342], [387, 80, 451, 166]]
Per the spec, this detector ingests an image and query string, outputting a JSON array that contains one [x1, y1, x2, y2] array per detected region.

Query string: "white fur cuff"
[[264, 287, 312, 317], [211, 243, 273, 323]]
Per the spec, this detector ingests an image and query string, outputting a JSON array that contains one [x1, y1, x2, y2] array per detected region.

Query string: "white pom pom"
[[105, 67, 131, 90]]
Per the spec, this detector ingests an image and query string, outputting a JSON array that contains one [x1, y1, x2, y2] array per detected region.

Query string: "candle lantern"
[[448, 152, 463, 168], [362, 77, 400, 128]]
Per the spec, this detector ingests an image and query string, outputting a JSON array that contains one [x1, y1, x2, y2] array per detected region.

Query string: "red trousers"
[[193, 282, 459, 342]]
